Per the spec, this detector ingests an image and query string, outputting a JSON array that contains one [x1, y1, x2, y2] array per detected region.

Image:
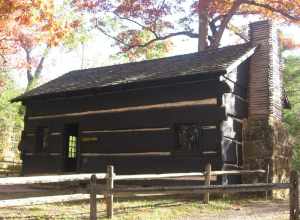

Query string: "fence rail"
[[0, 173, 106, 185], [89, 165, 272, 220], [114, 169, 266, 181], [90, 165, 298, 220], [0, 160, 22, 165], [0, 165, 297, 220], [0, 160, 22, 176]]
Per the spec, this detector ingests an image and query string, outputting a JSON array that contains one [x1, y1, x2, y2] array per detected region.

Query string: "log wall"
[[220, 61, 250, 184], [21, 78, 226, 174]]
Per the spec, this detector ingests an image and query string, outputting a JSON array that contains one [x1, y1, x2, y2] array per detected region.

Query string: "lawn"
[[0, 195, 289, 220], [0, 196, 233, 220]]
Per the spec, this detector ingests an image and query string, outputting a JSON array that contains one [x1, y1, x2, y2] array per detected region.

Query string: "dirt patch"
[[176, 199, 289, 220]]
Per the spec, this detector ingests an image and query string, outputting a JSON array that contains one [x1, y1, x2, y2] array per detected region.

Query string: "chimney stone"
[[243, 21, 292, 195], [248, 20, 282, 120]]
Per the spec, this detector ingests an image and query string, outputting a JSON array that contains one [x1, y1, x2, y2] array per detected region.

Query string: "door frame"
[[63, 123, 79, 172]]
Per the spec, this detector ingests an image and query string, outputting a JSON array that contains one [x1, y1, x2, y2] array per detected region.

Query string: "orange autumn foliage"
[[74, 0, 300, 58], [0, 0, 80, 69], [0, 0, 80, 90], [0, 0, 81, 90]]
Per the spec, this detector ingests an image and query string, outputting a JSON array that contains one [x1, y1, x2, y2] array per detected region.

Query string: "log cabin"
[[13, 20, 291, 184]]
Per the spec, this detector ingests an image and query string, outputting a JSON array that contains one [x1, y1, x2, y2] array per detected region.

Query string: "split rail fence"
[[0, 160, 22, 176], [0, 165, 298, 220]]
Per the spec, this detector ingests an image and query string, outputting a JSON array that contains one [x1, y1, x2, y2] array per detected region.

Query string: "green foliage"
[[0, 73, 23, 125], [283, 56, 300, 170], [57, 0, 92, 51], [0, 72, 23, 152]]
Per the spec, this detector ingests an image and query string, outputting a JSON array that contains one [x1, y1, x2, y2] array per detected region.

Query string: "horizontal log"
[[80, 127, 175, 153], [27, 106, 225, 131], [114, 170, 265, 181], [111, 183, 290, 194], [26, 79, 222, 117], [0, 161, 22, 165], [0, 170, 19, 174], [28, 99, 217, 120], [0, 173, 106, 186], [81, 152, 172, 157], [211, 170, 265, 175], [0, 194, 104, 208], [81, 127, 171, 134], [114, 191, 198, 197], [0, 169, 266, 186], [115, 172, 205, 181]]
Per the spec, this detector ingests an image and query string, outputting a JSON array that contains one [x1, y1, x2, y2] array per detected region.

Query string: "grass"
[[0, 196, 233, 220], [0, 195, 289, 220]]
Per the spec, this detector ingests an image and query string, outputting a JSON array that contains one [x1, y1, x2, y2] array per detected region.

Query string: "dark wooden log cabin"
[[13, 20, 289, 183]]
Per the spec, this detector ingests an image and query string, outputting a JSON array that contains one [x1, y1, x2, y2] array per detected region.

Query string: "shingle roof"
[[13, 43, 255, 102]]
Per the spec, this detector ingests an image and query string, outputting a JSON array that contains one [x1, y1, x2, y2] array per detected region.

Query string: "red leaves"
[[72, 0, 300, 60], [73, 0, 110, 11], [70, 20, 81, 28], [0, 0, 81, 71], [0, 79, 5, 94], [279, 32, 300, 51]]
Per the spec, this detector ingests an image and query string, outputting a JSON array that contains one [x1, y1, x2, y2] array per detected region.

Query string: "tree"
[[73, 0, 300, 59], [283, 56, 300, 170], [0, 72, 23, 159], [0, 0, 82, 90]]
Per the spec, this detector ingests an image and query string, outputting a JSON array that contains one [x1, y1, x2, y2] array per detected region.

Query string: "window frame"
[[67, 135, 77, 159], [174, 123, 203, 154]]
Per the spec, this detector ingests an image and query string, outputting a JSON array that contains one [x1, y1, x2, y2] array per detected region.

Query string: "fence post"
[[90, 174, 97, 220], [290, 170, 299, 220], [204, 163, 211, 204], [106, 165, 114, 219]]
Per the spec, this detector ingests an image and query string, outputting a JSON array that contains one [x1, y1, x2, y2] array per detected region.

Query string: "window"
[[68, 136, 77, 158], [36, 127, 49, 152], [176, 124, 202, 152]]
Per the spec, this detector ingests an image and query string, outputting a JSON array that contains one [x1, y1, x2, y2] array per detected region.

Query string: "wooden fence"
[[90, 165, 298, 220], [0, 160, 22, 176], [0, 165, 297, 220]]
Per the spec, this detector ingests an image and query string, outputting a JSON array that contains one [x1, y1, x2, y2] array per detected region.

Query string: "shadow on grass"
[[0, 196, 199, 220], [1, 194, 274, 219]]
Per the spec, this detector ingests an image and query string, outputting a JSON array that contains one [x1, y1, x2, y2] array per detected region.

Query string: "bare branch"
[[95, 20, 131, 48], [95, 19, 198, 52], [34, 46, 50, 80], [209, 20, 218, 36], [210, 15, 225, 25], [24, 48, 33, 84], [227, 23, 249, 42], [113, 12, 159, 38], [244, 1, 300, 21], [123, 31, 198, 51], [210, 0, 243, 48]]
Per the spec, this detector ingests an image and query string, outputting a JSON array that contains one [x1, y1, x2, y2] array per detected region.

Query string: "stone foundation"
[[243, 118, 292, 197]]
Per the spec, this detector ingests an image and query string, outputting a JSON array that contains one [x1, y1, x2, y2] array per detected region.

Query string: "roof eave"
[[11, 97, 21, 103], [225, 46, 257, 74], [12, 70, 226, 103]]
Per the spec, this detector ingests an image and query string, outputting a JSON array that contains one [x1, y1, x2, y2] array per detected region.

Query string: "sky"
[[12, 19, 300, 88]]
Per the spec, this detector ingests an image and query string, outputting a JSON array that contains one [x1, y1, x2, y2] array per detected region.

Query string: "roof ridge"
[[12, 42, 254, 102]]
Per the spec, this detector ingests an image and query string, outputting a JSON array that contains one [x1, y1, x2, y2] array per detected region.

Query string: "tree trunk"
[[25, 49, 34, 88], [210, 0, 242, 49], [198, 0, 209, 52], [25, 47, 49, 91]]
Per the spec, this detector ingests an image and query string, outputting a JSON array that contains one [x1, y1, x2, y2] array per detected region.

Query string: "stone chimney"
[[248, 20, 283, 121], [243, 21, 292, 193]]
